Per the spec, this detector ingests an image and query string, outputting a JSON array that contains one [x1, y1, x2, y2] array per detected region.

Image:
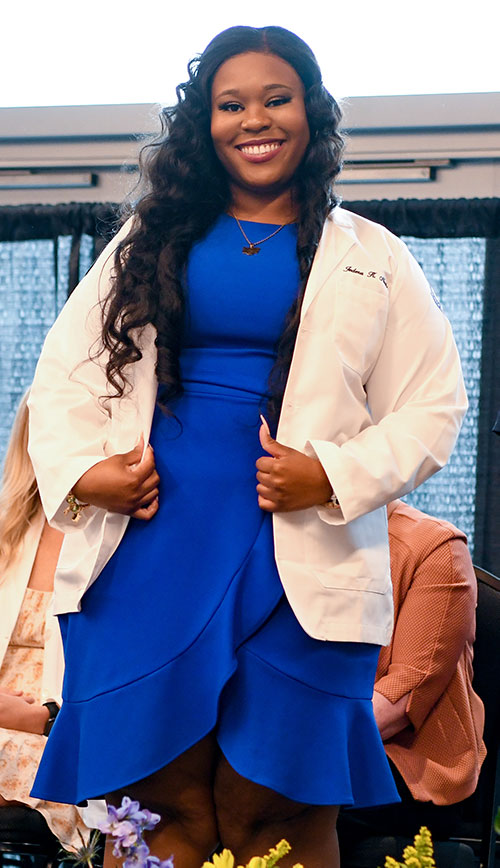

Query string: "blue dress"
[[32, 215, 399, 809]]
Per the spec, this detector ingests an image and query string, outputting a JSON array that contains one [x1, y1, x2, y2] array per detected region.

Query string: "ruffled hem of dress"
[[216, 647, 400, 809], [31, 519, 283, 805]]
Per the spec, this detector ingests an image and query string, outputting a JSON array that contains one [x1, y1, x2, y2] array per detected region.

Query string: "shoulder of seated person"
[[388, 499, 468, 554]]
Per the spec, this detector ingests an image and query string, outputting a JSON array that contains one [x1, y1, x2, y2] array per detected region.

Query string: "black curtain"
[[0, 202, 119, 242], [1, 197, 499, 571], [344, 197, 500, 238], [0, 203, 119, 294]]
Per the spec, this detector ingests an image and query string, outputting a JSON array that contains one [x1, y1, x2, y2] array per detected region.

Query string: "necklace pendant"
[[242, 244, 260, 255]]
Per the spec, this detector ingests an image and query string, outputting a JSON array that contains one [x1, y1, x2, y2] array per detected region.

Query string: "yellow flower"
[[240, 858, 267, 868], [264, 839, 292, 867], [414, 828, 435, 865], [383, 827, 436, 868], [202, 850, 235, 868], [205, 838, 296, 868]]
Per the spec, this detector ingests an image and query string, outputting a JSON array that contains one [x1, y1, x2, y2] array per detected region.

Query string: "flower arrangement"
[[62, 797, 303, 868], [99, 797, 173, 868], [383, 826, 436, 868], [202, 839, 302, 868]]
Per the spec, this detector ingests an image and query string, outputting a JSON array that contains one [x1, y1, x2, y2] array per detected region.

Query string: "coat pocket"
[[333, 278, 389, 378], [304, 508, 391, 593]]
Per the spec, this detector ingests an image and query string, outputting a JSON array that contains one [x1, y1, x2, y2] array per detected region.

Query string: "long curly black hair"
[[102, 25, 344, 421]]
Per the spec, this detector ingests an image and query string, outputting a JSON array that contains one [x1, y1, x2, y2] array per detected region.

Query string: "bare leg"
[[214, 755, 339, 868], [103, 734, 220, 868]]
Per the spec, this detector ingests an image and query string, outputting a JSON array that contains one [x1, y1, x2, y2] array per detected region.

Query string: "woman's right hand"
[[72, 439, 160, 520], [0, 689, 34, 703], [0, 692, 49, 734]]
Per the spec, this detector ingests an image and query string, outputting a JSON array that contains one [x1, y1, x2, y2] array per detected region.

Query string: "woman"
[[0, 393, 90, 849], [28, 25, 467, 868]]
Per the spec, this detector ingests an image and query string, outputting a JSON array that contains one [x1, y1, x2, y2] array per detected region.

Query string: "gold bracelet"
[[64, 492, 90, 523]]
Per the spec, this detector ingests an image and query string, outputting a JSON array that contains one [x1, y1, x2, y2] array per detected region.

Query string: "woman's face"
[[210, 51, 310, 199]]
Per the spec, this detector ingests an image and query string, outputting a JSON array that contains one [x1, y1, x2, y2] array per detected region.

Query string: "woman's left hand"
[[256, 421, 333, 512]]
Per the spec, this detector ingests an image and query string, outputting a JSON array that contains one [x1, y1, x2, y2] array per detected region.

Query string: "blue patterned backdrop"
[[402, 237, 485, 552], [0, 234, 94, 468]]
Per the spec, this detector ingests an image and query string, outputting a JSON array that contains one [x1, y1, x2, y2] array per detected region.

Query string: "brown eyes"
[[217, 96, 292, 113], [267, 96, 292, 107], [218, 102, 241, 112]]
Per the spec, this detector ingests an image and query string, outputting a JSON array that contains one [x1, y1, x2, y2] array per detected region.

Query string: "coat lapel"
[[300, 207, 359, 321]]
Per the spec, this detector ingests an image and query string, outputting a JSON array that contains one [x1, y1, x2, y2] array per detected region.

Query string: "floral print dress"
[[0, 586, 88, 849]]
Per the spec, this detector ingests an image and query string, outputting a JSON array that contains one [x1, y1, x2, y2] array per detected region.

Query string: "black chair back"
[[467, 566, 500, 868], [0, 805, 59, 868]]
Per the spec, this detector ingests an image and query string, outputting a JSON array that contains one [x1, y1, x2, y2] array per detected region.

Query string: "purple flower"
[[99, 819, 138, 854], [98, 796, 167, 868], [113, 797, 143, 822], [146, 856, 175, 868], [123, 842, 151, 868], [99, 798, 161, 839], [134, 808, 162, 832]]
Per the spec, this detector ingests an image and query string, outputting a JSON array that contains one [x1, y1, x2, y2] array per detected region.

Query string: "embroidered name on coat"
[[344, 265, 388, 288]]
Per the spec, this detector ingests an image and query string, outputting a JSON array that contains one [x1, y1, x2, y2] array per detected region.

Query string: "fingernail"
[[259, 414, 271, 435]]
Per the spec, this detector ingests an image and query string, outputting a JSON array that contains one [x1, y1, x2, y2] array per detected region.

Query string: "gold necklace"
[[231, 213, 288, 255]]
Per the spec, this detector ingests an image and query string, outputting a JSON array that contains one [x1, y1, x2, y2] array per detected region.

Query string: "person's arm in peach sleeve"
[[374, 532, 476, 739]]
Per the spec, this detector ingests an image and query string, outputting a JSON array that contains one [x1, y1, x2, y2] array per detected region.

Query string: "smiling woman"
[[27, 24, 466, 868], [210, 53, 310, 213]]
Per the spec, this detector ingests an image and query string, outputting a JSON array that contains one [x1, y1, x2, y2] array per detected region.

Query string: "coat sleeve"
[[374, 532, 477, 731], [308, 239, 468, 525], [28, 218, 134, 532]]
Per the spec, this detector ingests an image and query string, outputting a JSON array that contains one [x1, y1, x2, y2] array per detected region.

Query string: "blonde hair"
[[0, 391, 42, 573]]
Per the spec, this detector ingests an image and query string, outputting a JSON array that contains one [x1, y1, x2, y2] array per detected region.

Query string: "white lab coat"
[[28, 206, 467, 645]]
